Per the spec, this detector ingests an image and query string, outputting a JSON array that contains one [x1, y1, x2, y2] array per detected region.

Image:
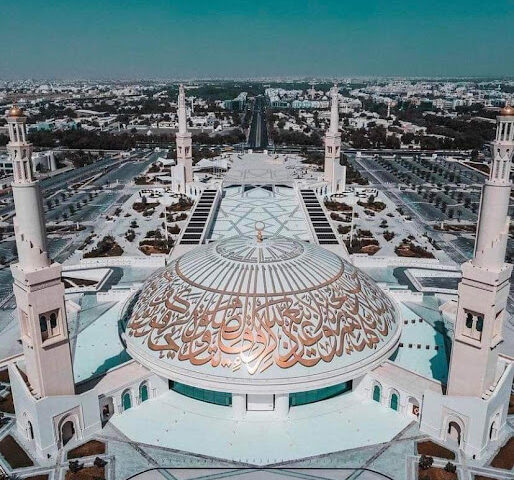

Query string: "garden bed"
[[0, 435, 33, 468], [168, 198, 193, 212], [67, 440, 105, 459], [325, 200, 352, 212], [418, 467, 457, 480], [358, 200, 386, 212], [395, 241, 434, 258], [489, 436, 514, 469], [417, 441, 455, 460], [0, 392, 15, 414], [65, 465, 105, 480], [132, 201, 159, 213], [84, 236, 123, 258]]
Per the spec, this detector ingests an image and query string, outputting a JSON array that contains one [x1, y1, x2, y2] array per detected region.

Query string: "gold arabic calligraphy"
[[127, 257, 397, 375]]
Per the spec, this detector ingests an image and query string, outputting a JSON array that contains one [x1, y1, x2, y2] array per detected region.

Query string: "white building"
[[2, 104, 513, 469]]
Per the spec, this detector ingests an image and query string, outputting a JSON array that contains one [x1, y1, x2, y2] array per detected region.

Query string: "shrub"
[[169, 224, 180, 234], [94, 457, 107, 468], [444, 462, 456, 473], [419, 455, 434, 470], [69, 460, 84, 473], [383, 231, 395, 241]]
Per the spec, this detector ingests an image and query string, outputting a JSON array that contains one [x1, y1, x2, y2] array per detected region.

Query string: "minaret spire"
[[7, 106, 50, 271], [329, 84, 339, 135], [472, 105, 514, 270], [447, 106, 514, 397], [178, 84, 188, 135], [324, 85, 342, 193], [7, 106, 75, 398], [175, 85, 193, 187]]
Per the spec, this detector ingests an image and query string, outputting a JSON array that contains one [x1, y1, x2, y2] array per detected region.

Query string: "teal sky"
[[2, 0, 514, 79]]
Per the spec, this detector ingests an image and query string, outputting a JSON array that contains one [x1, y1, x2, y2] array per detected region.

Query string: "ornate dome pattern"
[[126, 236, 400, 381]]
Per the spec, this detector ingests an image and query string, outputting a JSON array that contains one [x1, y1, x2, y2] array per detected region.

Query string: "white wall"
[[420, 358, 514, 459]]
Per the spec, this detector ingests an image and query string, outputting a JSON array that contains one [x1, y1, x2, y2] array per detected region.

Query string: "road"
[[247, 96, 269, 150], [0, 153, 148, 220], [352, 154, 514, 314], [0, 153, 153, 307]]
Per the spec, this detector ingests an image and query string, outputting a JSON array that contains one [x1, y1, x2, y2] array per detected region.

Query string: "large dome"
[[125, 236, 401, 394]]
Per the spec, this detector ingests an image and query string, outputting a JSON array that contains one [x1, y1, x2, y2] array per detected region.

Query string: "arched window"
[[465, 313, 473, 329], [28, 421, 34, 440], [139, 383, 149, 403], [372, 384, 381, 403], [476, 316, 484, 332], [39, 315, 48, 341], [50, 312, 57, 329], [490, 421, 497, 440], [390, 392, 399, 411], [122, 390, 132, 411], [61, 420, 75, 446], [447, 421, 462, 446]]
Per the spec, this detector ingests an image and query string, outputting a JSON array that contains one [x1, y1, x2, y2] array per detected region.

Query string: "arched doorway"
[[372, 384, 381, 403], [447, 421, 462, 446], [122, 390, 132, 411], [61, 420, 75, 446], [139, 383, 149, 403], [390, 392, 399, 411]]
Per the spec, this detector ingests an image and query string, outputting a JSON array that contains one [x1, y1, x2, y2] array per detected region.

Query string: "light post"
[[159, 195, 175, 244], [345, 196, 358, 248]]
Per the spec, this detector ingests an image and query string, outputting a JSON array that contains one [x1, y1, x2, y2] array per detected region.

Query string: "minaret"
[[176, 84, 193, 184], [324, 84, 342, 191], [7, 106, 75, 398], [447, 105, 514, 397]]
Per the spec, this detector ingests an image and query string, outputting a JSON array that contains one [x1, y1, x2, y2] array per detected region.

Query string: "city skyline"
[[2, 0, 514, 79]]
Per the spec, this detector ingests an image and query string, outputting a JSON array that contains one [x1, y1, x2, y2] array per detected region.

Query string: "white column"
[[275, 394, 290, 418], [232, 393, 246, 418]]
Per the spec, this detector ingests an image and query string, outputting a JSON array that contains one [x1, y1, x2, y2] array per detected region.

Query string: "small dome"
[[124, 235, 401, 394], [500, 105, 514, 116], [8, 105, 24, 117]]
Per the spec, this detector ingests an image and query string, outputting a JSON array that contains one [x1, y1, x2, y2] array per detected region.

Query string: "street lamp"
[[159, 194, 176, 244], [345, 196, 359, 248]]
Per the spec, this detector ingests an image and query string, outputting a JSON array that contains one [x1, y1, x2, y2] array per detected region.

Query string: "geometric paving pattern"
[[209, 185, 312, 242]]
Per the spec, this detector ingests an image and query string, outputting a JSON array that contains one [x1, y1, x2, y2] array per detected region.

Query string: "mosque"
[[2, 92, 514, 466]]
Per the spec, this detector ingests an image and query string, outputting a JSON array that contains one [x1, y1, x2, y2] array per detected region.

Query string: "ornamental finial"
[[255, 221, 265, 243]]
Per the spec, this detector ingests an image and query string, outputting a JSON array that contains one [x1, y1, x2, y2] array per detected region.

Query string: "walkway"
[[111, 390, 411, 465]]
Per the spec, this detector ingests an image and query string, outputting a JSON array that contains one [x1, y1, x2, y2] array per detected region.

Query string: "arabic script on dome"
[[127, 236, 397, 375]]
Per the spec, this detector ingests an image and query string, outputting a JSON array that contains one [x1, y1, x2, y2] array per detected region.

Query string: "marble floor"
[[110, 389, 412, 465]]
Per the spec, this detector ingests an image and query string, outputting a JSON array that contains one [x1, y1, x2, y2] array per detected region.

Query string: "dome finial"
[[7, 104, 24, 118], [255, 221, 265, 243], [500, 102, 514, 116]]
